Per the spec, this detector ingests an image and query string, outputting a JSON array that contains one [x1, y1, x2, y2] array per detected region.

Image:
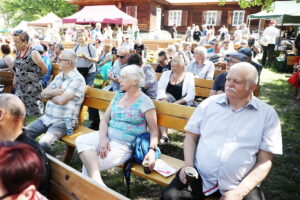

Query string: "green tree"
[[0, 0, 77, 27], [219, 0, 300, 12]]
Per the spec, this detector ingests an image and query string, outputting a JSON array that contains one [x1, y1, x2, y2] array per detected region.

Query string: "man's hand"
[[220, 189, 243, 200], [179, 168, 187, 184]]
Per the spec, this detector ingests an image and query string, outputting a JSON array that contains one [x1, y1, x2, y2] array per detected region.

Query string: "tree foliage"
[[219, 0, 300, 12], [0, 0, 77, 27]]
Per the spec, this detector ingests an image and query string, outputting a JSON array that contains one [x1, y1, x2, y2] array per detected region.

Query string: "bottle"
[[65, 116, 73, 136]]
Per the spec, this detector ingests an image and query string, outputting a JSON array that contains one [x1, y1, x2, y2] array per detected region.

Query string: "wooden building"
[[67, 0, 261, 33]]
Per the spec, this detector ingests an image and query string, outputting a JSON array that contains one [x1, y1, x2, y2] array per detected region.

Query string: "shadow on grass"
[[259, 71, 300, 200]]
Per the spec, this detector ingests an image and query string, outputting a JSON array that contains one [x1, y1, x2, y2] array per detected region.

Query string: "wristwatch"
[[149, 147, 157, 152]]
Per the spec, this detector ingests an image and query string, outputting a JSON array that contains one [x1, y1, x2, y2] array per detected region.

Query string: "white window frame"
[[168, 10, 182, 26], [232, 10, 245, 26], [206, 11, 217, 26]]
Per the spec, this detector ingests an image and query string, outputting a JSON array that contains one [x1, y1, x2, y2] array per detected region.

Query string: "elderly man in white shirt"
[[161, 62, 282, 200], [187, 46, 215, 80]]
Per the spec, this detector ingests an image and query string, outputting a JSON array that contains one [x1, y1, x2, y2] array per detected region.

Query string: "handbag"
[[287, 72, 300, 88], [123, 132, 161, 197]]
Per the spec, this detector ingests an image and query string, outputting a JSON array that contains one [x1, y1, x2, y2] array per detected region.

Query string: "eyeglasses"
[[58, 58, 70, 63], [117, 55, 125, 59]]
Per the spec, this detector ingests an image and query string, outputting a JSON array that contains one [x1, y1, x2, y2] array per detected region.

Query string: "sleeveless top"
[[13, 47, 43, 116], [108, 92, 154, 147]]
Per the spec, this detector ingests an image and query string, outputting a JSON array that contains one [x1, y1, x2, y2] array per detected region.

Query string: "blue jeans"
[[26, 118, 67, 152], [85, 71, 97, 86]]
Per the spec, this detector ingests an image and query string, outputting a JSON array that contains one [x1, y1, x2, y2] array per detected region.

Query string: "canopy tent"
[[277, 12, 300, 26], [27, 12, 62, 27], [14, 21, 29, 30], [249, 1, 300, 20], [63, 5, 137, 25]]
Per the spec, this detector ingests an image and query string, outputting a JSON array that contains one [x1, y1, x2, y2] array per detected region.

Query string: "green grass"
[[29, 68, 300, 199]]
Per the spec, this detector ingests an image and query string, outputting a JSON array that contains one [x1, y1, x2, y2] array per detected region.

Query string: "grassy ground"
[[38, 68, 300, 199]]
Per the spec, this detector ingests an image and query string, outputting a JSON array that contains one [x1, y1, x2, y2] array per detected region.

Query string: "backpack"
[[123, 132, 161, 197], [74, 44, 95, 77]]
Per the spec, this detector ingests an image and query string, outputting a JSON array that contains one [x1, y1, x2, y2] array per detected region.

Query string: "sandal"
[[159, 136, 169, 145]]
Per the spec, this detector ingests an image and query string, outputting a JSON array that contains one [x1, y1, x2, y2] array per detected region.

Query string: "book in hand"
[[153, 159, 177, 177]]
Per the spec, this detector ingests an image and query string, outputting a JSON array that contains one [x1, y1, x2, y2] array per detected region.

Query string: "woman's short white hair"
[[230, 62, 258, 84], [194, 46, 207, 58], [120, 64, 145, 88], [166, 45, 176, 53]]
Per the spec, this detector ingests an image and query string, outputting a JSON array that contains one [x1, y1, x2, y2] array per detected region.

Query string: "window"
[[168, 10, 182, 26], [206, 11, 217, 26], [232, 10, 245, 26]]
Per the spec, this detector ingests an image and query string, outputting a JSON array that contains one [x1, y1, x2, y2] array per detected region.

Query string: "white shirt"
[[157, 70, 195, 105], [185, 94, 282, 195], [262, 26, 280, 45], [187, 60, 215, 80]]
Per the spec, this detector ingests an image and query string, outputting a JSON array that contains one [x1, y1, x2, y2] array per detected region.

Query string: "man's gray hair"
[[62, 49, 77, 66], [166, 45, 176, 53], [120, 64, 145, 88], [230, 62, 258, 84], [0, 94, 26, 118], [194, 46, 207, 58], [118, 46, 130, 54]]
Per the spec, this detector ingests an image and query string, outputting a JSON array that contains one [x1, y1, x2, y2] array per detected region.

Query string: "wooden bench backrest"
[[145, 43, 160, 51], [50, 63, 61, 82], [194, 78, 214, 97], [78, 87, 195, 132], [214, 69, 226, 79], [0, 71, 14, 93], [155, 73, 213, 98], [48, 155, 129, 200]]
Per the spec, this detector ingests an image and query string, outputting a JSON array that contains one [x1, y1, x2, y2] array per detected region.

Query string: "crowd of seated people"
[[0, 23, 289, 199]]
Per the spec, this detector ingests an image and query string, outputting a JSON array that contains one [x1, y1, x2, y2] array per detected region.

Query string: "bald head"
[[0, 94, 26, 119], [229, 62, 258, 85]]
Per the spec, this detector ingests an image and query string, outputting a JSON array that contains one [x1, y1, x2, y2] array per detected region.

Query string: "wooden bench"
[[155, 73, 213, 99], [0, 71, 14, 93], [213, 69, 226, 79], [50, 63, 60, 82], [48, 154, 129, 200], [60, 87, 191, 187], [156, 73, 260, 98]]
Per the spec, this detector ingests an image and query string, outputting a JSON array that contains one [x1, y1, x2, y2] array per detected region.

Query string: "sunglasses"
[[13, 30, 23, 35], [178, 52, 186, 64], [117, 55, 125, 59]]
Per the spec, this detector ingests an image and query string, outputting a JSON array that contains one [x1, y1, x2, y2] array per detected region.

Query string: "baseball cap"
[[238, 48, 253, 58], [32, 44, 44, 53], [225, 53, 249, 62]]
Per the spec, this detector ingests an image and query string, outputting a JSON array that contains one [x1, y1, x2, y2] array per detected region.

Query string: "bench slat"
[[48, 155, 129, 200]]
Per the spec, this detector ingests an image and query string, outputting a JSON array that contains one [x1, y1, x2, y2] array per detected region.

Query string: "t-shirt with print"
[[108, 92, 155, 147]]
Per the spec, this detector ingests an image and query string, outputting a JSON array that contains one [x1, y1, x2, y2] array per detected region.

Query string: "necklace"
[[17, 47, 29, 59]]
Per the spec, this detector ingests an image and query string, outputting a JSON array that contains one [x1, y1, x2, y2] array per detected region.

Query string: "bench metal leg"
[[62, 146, 75, 164]]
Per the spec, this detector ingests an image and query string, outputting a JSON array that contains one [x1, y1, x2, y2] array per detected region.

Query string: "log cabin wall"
[[67, 0, 261, 34], [163, 4, 261, 34]]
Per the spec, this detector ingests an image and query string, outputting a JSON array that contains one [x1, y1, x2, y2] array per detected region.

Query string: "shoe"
[[159, 136, 169, 145]]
